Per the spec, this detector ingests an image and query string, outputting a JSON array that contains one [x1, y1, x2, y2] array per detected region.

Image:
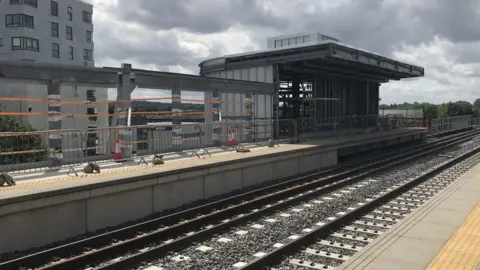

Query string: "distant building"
[[379, 109, 424, 119], [0, 0, 108, 131]]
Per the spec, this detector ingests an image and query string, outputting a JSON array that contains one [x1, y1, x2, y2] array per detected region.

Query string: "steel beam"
[[287, 67, 388, 83], [0, 60, 273, 94]]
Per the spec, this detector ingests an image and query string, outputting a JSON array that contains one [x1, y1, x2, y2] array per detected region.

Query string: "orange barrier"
[[0, 97, 246, 105], [0, 111, 252, 118]]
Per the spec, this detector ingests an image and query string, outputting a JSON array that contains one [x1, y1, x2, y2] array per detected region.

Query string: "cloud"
[[85, 0, 480, 104]]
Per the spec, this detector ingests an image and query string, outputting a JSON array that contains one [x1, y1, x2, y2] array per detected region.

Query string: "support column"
[[292, 75, 301, 119], [244, 93, 254, 142], [273, 64, 280, 139], [171, 85, 182, 150], [212, 90, 222, 146], [112, 63, 137, 160], [48, 80, 62, 167]]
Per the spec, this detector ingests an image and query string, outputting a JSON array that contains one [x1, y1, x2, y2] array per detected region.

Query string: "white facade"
[[267, 31, 339, 49], [0, 0, 108, 131]]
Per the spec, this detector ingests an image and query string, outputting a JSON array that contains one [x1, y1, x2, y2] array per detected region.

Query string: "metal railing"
[[429, 115, 473, 135], [0, 115, 420, 174]]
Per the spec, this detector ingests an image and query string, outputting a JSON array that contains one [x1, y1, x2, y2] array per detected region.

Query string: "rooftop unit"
[[267, 31, 340, 49]]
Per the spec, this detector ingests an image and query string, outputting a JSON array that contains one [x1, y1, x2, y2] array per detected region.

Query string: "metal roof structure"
[[199, 40, 425, 82], [0, 59, 273, 94]]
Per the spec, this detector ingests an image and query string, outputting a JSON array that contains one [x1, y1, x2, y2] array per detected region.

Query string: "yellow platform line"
[[427, 203, 480, 270], [0, 147, 275, 192]]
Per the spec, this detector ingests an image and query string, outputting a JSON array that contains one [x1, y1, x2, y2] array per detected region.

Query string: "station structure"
[[200, 32, 424, 139], [6, 32, 480, 270]]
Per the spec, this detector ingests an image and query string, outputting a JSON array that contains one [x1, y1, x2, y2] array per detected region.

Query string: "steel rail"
[[239, 140, 480, 269], [2, 130, 477, 270], [90, 132, 478, 270]]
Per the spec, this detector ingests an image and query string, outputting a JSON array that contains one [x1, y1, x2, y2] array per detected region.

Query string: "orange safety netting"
[[0, 97, 250, 105], [0, 111, 253, 118]]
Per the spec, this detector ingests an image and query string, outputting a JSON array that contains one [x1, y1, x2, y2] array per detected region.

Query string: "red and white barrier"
[[113, 135, 124, 162], [227, 128, 237, 146]]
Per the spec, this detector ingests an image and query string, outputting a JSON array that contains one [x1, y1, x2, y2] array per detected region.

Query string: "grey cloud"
[[94, 23, 225, 73], [93, 0, 480, 70], [88, 0, 480, 103], [107, 0, 480, 58], [114, 0, 288, 34]]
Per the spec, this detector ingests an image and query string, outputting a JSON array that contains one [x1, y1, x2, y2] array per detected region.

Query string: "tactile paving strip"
[[0, 146, 280, 192], [427, 203, 480, 270], [0, 130, 424, 193]]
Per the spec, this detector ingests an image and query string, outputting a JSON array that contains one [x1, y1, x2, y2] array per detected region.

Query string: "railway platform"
[[0, 127, 425, 255], [337, 158, 480, 270]]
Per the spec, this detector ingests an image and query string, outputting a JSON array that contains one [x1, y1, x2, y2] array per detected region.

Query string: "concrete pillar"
[[244, 93, 254, 142], [273, 64, 280, 139], [48, 80, 62, 167], [212, 90, 222, 146], [171, 85, 182, 150], [292, 76, 301, 119], [112, 63, 137, 159], [203, 91, 213, 145]]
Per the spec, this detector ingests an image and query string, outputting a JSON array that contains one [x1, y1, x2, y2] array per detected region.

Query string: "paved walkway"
[[427, 203, 480, 270], [338, 161, 480, 270]]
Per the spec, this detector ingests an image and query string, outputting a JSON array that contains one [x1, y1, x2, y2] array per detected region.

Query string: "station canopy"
[[203, 41, 425, 83]]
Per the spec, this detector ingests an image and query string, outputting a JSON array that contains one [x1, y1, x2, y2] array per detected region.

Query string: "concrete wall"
[[0, 148, 337, 254]]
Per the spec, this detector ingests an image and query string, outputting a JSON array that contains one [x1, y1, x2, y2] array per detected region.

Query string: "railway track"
[[242, 140, 480, 270], [2, 129, 479, 270]]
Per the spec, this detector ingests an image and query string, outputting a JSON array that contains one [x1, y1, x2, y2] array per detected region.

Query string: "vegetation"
[[379, 100, 478, 120], [0, 106, 45, 165], [108, 101, 204, 114]]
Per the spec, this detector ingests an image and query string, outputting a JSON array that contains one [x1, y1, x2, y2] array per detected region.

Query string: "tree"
[[473, 99, 480, 116], [0, 106, 45, 165]]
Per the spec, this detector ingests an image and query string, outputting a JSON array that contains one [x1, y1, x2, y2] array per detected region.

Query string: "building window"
[[10, 0, 38, 8], [82, 11, 92, 23], [67, 6, 72, 21], [50, 1, 58, 16], [281, 39, 287, 47], [51, 22, 58, 37], [66, 26, 73, 40], [5, 14, 34, 29], [52, 43, 59, 58], [87, 107, 98, 121], [68, 46, 74, 60], [87, 107, 98, 114], [11, 36, 39, 52], [274, 40, 280, 48], [83, 49, 93, 60], [303, 35, 311, 43], [86, 31, 92, 42], [86, 90, 96, 101]]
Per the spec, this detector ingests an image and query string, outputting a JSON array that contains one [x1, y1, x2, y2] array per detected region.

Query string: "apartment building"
[[0, 0, 108, 132]]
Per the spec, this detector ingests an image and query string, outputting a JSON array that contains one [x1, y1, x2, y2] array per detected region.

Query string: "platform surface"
[[337, 160, 480, 270], [0, 128, 424, 202]]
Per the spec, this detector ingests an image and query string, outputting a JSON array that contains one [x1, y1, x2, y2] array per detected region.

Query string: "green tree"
[[0, 107, 45, 165], [473, 99, 480, 116]]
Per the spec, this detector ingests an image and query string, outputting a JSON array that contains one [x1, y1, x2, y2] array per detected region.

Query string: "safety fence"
[[429, 115, 473, 135], [0, 114, 419, 174]]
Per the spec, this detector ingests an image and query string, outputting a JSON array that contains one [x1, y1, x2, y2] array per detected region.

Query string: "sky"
[[84, 0, 480, 105]]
